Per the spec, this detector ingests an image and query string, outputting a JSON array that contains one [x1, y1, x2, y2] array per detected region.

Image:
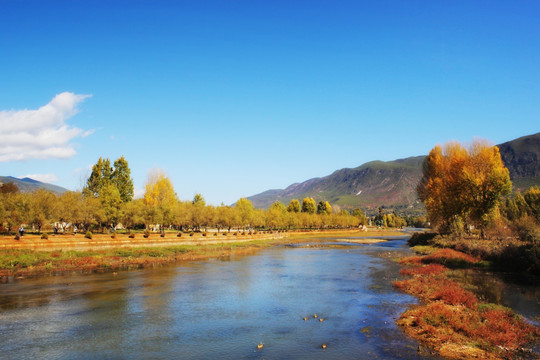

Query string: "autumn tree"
[[418, 140, 511, 234], [523, 186, 540, 222], [267, 201, 287, 229], [352, 208, 367, 225], [235, 198, 255, 229], [301, 197, 316, 214], [95, 182, 123, 230], [175, 201, 193, 231], [58, 191, 84, 230], [143, 170, 177, 229], [3, 192, 31, 232], [216, 205, 236, 232], [30, 189, 58, 233], [252, 209, 266, 229], [191, 193, 207, 230], [287, 199, 301, 213], [317, 201, 332, 215], [121, 198, 145, 231], [0, 182, 19, 194]]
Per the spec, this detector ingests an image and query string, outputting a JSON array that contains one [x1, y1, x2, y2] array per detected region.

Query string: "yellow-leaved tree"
[[417, 139, 511, 235], [143, 169, 177, 229]]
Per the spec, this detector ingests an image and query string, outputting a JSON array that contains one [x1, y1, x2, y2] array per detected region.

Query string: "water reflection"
[[453, 269, 540, 324], [2, 239, 437, 359]]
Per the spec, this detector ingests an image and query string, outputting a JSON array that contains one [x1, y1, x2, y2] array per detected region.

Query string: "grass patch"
[[0, 237, 297, 278]]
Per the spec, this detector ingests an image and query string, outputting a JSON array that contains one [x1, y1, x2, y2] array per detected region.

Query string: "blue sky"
[[0, 1, 538, 205]]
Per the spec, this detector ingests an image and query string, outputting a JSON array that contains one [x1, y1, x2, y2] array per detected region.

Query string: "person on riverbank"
[[18, 226, 24, 237]]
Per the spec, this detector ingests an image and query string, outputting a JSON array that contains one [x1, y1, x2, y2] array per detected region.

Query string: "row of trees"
[[0, 187, 380, 233], [502, 187, 540, 223], [0, 158, 412, 234]]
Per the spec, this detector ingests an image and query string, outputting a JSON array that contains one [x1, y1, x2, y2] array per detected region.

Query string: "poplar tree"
[[317, 201, 332, 215], [85, 157, 112, 198], [417, 140, 511, 233], [287, 199, 301, 213], [112, 156, 134, 202], [301, 197, 316, 214], [235, 198, 254, 229], [143, 169, 177, 227], [85, 156, 134, 203]]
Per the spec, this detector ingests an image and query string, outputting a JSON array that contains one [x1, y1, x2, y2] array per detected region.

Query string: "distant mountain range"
[[0, 176, 68, 194], [246, 133, 540, 215]]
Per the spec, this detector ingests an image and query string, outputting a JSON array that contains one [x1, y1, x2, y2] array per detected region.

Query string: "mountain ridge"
[[0, 176, 68, 194], [246, 133, 540, 214]]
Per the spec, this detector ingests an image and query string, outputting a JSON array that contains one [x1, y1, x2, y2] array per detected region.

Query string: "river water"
[[0, 237, 535, 359]]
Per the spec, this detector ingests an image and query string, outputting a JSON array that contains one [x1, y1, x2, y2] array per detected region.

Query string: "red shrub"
[[422, 249, 479, 267], [399, 256, 423, 265], [473, 306, 540, 349], [400, 263, 447, 276], [432, 282, 477, 308], [395, 276, 477, 308]]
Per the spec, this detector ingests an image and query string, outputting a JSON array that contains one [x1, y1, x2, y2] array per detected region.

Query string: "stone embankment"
[[0, 232, 289, 252]]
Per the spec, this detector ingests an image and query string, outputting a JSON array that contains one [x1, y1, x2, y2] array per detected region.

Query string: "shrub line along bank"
[[394, 233, 539, 359]]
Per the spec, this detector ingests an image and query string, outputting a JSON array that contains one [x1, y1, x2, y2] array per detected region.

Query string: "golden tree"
[[418, 139, 511, 233], [143, 169, 177, 228]]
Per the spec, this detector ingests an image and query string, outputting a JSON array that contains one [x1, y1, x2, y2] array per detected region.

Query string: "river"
[[0, 236, 536, 359]]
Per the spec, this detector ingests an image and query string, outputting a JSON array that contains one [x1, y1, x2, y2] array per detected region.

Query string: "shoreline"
[[0, 229, 405, 280], [394, 245, 539, 359]]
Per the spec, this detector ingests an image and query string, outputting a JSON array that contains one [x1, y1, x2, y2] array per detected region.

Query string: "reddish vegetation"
[[400, 248, 479, 267], [395, 274, 477, 308], [399, 263, 447, 276], [395, 249, 539, 359], [423, 249, 479, 265]]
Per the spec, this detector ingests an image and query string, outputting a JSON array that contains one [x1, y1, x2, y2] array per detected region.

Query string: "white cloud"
[[133, 186, 145, 199], [22, 174, 58, 183], [0, 92, 92, 162]]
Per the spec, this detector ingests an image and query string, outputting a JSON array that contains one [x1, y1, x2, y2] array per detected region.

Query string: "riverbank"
[[0, 238, 290, 281], [0, 229, 400, 280], [394, 245, 539, 359], [0, 230, 288, 252]]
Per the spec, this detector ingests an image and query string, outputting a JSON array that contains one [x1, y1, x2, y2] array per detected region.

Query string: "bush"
[[129, 233, 135, 239], [143, 230, 150, 238], [177, 233, 182, 237], [408, 232, 437, 246], [214, 233, 217, 236], [85, 231, 92, 239], [111, 234, 116, 239], [223, 232, 227, 236], [202, 233, 207, 237], [233, 232, 238, 235], [14, 234, 20, 240], [41, 233, 49, 240], [160, 233, 165, 237], [189, 232, 194, 237], [513, 217, 540, 243]]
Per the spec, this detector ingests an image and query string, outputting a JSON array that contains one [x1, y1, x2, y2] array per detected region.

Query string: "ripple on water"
[[0, 238, 444, 360]]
